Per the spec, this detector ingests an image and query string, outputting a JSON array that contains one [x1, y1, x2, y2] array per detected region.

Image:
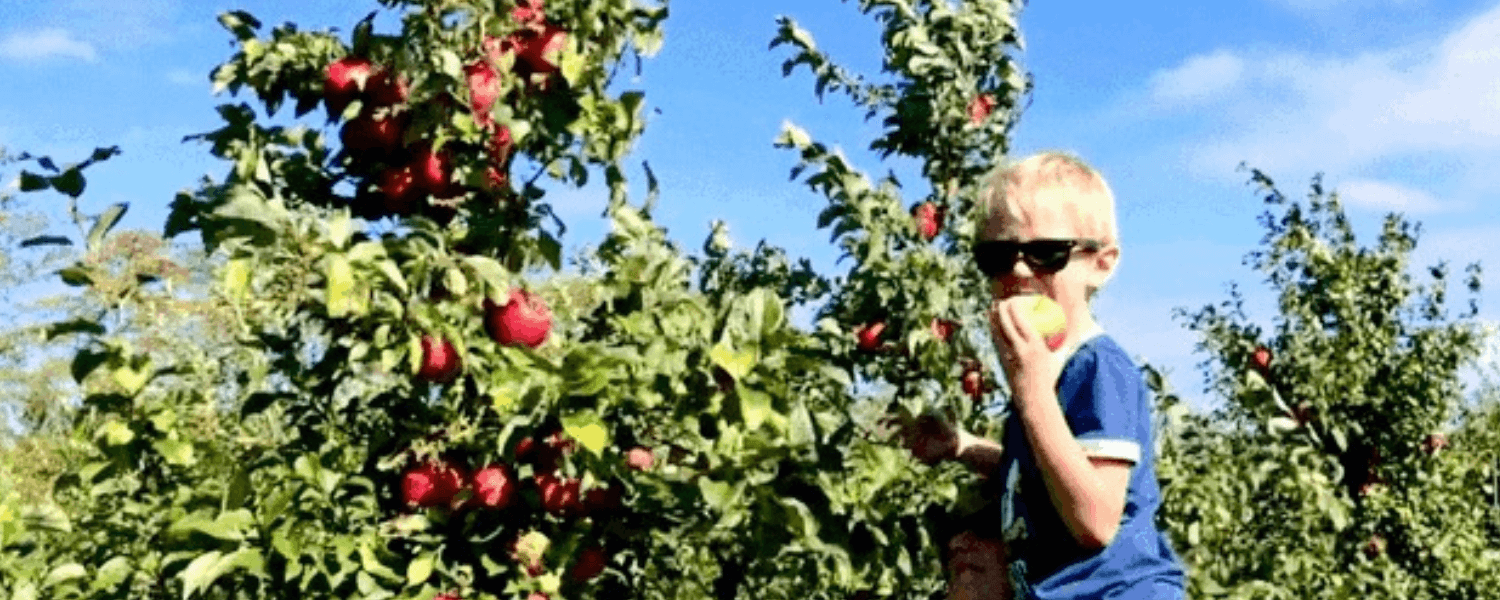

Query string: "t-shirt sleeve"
[[1062, 346, 1145, 465]]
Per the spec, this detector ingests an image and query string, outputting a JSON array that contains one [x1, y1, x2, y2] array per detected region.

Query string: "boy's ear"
[[1090, 244, 1121, 287]]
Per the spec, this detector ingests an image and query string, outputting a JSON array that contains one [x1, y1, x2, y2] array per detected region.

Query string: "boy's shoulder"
[[1062, 329, 1139, 374]]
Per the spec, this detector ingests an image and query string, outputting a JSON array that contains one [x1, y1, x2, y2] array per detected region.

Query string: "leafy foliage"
[[1152, 167, 1500, 598], [1, 1, 1030, 599]]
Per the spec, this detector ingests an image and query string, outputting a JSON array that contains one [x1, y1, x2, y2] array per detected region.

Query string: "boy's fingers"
[[1006, 300, 1034, 344]]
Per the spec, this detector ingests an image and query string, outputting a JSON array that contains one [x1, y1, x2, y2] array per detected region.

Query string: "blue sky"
[[4, 0, 1500, 412]]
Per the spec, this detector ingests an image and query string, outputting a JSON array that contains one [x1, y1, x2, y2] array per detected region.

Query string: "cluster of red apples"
[[323, 0, 568, 222], [402, 427, 656, 595], [851, 201, 994, 401]]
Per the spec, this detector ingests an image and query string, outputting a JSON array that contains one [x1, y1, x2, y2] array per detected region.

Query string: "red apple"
[[472, 464, 517, 509], [485, 288, 552, 348], [511, 0, 546, 25], [364, 69, 408, 107], [534, 471, 560, 502], [569, 546, 607, 582], [961, 367, 985, 401], [537, 473, 580, 516], [324, 56, 375, 120], [1251, 346, 1272, 374], [465, 60, 503, 123], [911, 202, 944, 240], [625, 446, 654, 471], [532, 430, 574, 472], [855, 321, 886, 352], [412, 145, 460, 199], [484, 125, 516, 191], [1422, 432, 1447, 456], [528, 594, 548, 600], [967, 93, 996, 125], [435, 594, 461, 600], [341, 111, 408, 156], [1363, 534, 1386, 559], [583, 485, 623, 514], [378, 164, 419, 216], [403, 460, 465, 508], [517, 25, 567, 75], [514, 435, 537, 460], [930, 318, 958, 343], [417, 335, 461, 382]]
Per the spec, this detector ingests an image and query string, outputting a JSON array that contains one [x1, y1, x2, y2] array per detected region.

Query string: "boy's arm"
[[1014, 385, 1132, 549], [952, 429, 1004, 477], [896, 415, 1003, 476]]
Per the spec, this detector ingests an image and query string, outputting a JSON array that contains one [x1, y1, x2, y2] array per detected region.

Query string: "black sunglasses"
[[973, 239, 1102, 278]]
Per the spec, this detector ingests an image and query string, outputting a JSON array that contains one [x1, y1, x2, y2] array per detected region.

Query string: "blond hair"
[[976, 151, 1120, 297], [976, 150, 1119, 248]]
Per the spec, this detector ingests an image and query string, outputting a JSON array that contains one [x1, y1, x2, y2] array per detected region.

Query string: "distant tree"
[[1150, 167, 1500, 598]]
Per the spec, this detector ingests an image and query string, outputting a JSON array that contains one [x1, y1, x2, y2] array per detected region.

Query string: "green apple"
[[1017, 294, 1067, 351]]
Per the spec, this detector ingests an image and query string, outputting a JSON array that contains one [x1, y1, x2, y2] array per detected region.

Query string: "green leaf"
[[359, 544, 401, 583], [180, 551, 225, 600], [43, 563, 87, 588], [223, 257, 251, 302], [374, 258, 408, 295], [97, 421, 135, 447], [698, 478, 734, 511], [46, 318, 105, 340], [223, 468, 252, 511], [93, 556, 131, 592], [19, 235, 72, 248], [51, 168, 86, 198], [112, 360, 153, 395], [539, 231, 563, 270], [462, 255, 507, 298], [176, 548, 260, 599], [562, 412, 610, 455], [154, 438, 198, 467], [327, 212, 352, 248], [21, 504, 72, 533], [89, 146, 121, 163], [58, 265, 93, 287], [710, 342, 757, 380], [739, 387, 774, 430], [18, 171, 50, 192], [71, 349, 111, 383], [88, 203, 128, 251], [778, 122, 813, 149], [443, 266, 469, 298], [405, 553, 435, 587], [325, 254, 355, 318]]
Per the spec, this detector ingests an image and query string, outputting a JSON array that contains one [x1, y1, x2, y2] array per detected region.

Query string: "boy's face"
[[978, 187, 1118, 323]]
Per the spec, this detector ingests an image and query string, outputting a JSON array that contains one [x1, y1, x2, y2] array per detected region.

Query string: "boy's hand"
[[887, 413, 959, 465], [989, 297, 1064, 407]]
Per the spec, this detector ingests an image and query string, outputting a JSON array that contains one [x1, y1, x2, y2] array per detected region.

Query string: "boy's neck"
[[1062, 316, 1105, 358]]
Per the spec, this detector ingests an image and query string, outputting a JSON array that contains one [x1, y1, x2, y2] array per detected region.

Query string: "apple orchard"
[[5, 0, 1500, 599]]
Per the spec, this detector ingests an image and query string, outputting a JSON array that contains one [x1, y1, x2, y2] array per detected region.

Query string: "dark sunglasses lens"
[[974, 242, 1018, 277], [1026, 242, 1075, 272]]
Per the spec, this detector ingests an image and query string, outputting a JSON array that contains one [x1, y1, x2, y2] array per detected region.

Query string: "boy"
[[902, 151, 1186, 599]]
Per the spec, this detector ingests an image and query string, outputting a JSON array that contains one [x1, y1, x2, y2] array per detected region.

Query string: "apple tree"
[[1150, 167, 1500, 598], [2, 1, 1037, 599]]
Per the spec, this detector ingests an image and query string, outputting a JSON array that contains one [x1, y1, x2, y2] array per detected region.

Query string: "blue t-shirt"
[[994, 332, 1186, 600]]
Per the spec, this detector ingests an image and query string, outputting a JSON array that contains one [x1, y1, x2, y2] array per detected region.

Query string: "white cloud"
[[1134, 2, 1500, 207], [1335, 179, 1443, 213], [57, 0, 180, 50], [1149, 50, 1245, 105], [0, 28, 97, 62]]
